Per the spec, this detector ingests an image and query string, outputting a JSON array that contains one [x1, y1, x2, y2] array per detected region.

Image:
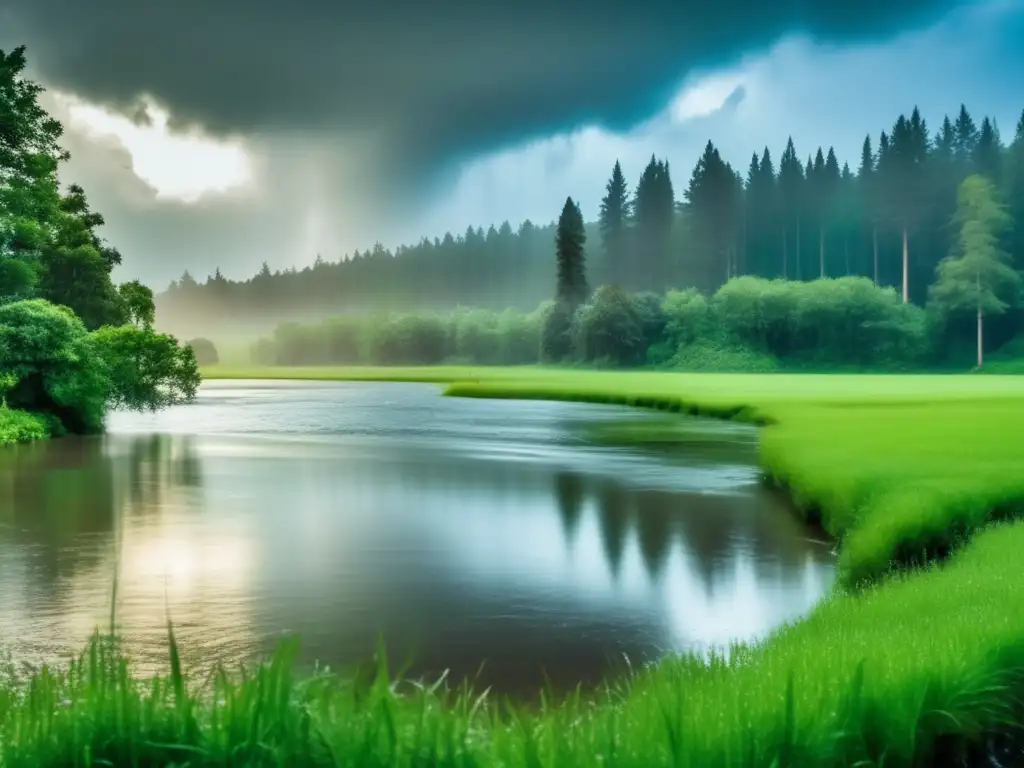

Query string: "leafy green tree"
[[555, 196, 588, 307], [599, 160, 631, 287], [118, 280, 156, 328], [93, 325, 201, 410], [929, 175, 1022, 368], [187, 337, 219, 366], [0, 299, 108, 434]]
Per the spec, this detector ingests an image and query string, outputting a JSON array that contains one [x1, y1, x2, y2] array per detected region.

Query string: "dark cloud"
[[4, 0, 959, 193]]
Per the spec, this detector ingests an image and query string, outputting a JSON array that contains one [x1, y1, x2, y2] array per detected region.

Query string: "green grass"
[[4, 522, 1024, 766], [0, 406, 49, 445]]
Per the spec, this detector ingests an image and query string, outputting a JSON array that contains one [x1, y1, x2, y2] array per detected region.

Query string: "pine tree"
[[632, 156, 675, 291], [777, 138, 803, 279], [881, 109, 930, 302], [858, 135, 880, 283], [555, 196, 588, 307], [929, 175, 1021, 367], [974, 117, 1003, 186], [758, 147, 779, 277], [599, 160, 631, 287], [1007, 110, 1024, 273], [953, 105, 979, 169]]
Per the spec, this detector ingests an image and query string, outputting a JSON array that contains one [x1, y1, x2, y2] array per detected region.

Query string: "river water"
[[0, 380, 833, 694]]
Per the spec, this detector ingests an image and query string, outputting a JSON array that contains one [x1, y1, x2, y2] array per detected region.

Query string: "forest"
[[160, 105, 1024, 372], [0, 46, 199, 444]]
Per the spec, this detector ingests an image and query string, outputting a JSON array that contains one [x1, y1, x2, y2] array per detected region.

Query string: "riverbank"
[[5, 366, 1024, 765]]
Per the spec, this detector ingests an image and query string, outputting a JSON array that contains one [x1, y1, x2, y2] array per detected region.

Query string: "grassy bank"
[[0, 406, 49, 446], [4, 522, 1024, 766]]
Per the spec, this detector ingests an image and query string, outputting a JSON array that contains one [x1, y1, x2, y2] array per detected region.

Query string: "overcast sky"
[[2, 0, 1022, 288]]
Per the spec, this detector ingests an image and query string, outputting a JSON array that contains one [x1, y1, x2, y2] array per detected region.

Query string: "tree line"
[[1, 46, 199, 442], [157, 104, 1024, 343]]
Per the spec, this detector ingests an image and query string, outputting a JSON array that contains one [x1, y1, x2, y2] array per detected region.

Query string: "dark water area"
[[0, 381, 833, 695]]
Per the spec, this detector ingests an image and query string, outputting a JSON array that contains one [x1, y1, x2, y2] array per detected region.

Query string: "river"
[[0, 380, 833, 694]]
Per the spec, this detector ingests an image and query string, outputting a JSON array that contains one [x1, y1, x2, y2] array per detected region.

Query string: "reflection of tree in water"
[[633, 491, 675, 580], [553, 471, 586, 547], [0, 435, 204, 585], [595, 483, 631, 580], [671, 492, 747, 599]]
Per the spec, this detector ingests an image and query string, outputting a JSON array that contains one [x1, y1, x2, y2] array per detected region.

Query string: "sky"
[[2, 0, 1022, 289]]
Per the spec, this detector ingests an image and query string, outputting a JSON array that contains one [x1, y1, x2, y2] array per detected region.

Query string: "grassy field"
[[3, 365, 1023, 765]]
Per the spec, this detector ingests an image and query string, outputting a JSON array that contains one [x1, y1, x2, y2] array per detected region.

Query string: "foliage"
[[0, 404, 49, 444], [187, 337, 220, 366], [91, 325, 201, 411], [0, 299, 108, 433], [670, 341, 781, 372], [118, 279, 156, 328], [572, 284, 645, 366], [539, 300, 574, 363], [598, 160, 630, 286]]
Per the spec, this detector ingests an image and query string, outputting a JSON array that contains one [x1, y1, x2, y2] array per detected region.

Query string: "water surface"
[[0, 381, 833, 693]]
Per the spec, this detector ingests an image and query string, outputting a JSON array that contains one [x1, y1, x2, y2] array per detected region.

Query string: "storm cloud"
[[3, 0, 959, 192]]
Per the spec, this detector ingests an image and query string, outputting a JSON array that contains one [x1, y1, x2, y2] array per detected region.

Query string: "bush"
[[540, 301, 574, 363], [187, 337, 219, 366], [573, 284, 645, 366], [662, 287, 712, 349], [0, 299, 108, 434], [371, 315, 448, 365], [0, 405, 50, 444], [670, 341, 780, 372]]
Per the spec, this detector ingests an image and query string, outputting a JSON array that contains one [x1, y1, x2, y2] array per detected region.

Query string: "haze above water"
[[0, 382, 833, 694]]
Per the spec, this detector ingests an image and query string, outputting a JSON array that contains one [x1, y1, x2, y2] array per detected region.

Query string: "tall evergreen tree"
[[858, 135, 880, 282], [632, 156, 675, 290], [777, 138, 803, 279], [1007, 110, 1024, 273], [974, 117, 1003, 186], [599, 160, 631, 287], [555, 196, 588, 307], [881, 109, 930, 302], [953, 105, 979, 169]]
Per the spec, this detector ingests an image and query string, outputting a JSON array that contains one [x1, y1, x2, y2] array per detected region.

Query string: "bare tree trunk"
[[977, 273, 984, 369], [977, 307, 984, 369], [796, 216, 802, 280], [872, 225, 879, 284], [844, 235, 850, 275], [901, 225, 909, 304], [819, 227, 825, 279], [782, 228, 788, 278]]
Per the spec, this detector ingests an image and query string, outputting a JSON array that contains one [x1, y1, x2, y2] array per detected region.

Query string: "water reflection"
[[0, 382, 834, 694]]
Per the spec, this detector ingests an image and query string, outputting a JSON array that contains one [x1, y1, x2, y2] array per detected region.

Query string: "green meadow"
[[4, 366, 1024, 766]]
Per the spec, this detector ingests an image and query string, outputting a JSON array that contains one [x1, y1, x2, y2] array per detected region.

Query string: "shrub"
[[540, 301, 574, 363], [573, 284, 645, 366], [662, 288, 712, 348], [371, 315, 448, 365], [187, 337, 219, 366], [93, 325, 202, 411], [671, 341, 781, 372]]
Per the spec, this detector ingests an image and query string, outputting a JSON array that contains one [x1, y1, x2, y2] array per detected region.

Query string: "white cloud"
[[55, 93, 254, 204], [409, 0, 1023, 241]]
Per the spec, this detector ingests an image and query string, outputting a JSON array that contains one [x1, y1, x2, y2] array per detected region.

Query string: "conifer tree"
[[599, 160, 631, 287], [555, 196, 588, 307], [974, 117, 1003, 186], [777, 138, 803, 279], [1007, 110, 1024, 273], [858, 135, 880, 282], [632, 156, 675, 290]]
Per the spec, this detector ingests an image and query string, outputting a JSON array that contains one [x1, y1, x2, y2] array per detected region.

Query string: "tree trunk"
[[844, 235, 850, 275], [796, 216, 802, 280], [901, 225, 909, 304], [782, 228, 788, 278], [872, 225, 879, 284], [819, 226, 825, 279], [977, 307, 984, 369]]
